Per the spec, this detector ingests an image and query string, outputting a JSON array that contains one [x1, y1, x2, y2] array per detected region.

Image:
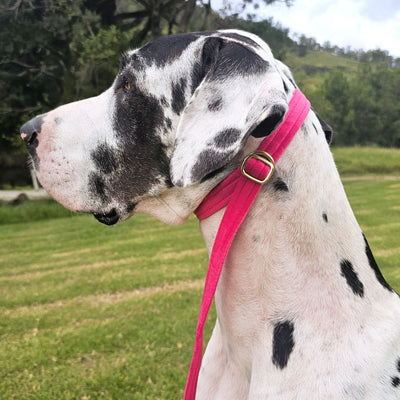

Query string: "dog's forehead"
[[134, 33, 203, 67], [121, 30, 268, 72], [120, 33, 204, 73]]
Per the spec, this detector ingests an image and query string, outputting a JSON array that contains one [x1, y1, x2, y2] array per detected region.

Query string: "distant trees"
[[0, 0, 399, 187], [319, 66, 400, 146]]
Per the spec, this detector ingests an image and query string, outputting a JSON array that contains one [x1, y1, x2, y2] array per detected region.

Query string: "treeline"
[[296, 35, 400, 68], [0, 0, 399, 185]]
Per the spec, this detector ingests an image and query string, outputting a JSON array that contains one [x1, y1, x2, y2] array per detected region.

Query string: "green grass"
[[0, 147, 399, 399], [1, 214, 211, 399], [0, 199, 79, 225], [332, 147, 400, 176]]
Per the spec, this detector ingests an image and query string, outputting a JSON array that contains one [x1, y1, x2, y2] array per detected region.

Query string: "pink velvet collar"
[[184, 89, 311, 399]]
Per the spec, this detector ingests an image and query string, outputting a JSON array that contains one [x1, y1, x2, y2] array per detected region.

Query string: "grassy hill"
[[0, 151, 399, 398]]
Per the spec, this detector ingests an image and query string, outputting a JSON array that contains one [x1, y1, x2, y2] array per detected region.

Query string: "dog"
[[20, 30, 400, 399]]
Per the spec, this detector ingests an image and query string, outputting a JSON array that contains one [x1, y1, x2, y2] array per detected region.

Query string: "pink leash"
[[184, 89, 310, 399]]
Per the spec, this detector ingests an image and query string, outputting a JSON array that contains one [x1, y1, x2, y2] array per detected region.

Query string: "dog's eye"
[[124, 81, 132, 92]]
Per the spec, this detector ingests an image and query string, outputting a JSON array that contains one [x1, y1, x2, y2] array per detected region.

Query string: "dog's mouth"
[[92, 208, 120, 225]]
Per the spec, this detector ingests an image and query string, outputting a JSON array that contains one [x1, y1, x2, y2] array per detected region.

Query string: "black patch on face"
[[191, 148, 228, 184], [108, 77, 171, 207], [392, 377, 400, 388], [340, 259, 364, 297], [139, 33, 200, 67], [273, 177, 289, 192], [272, 320, 295, 369], [213, 128, 241, 148], [88, 172, 109, 203], [322, 212, 328, 222], [251, 105, 286, 138], [208, 96, 223, 112], [171, 78, 187, 115], [91, 143, 119, 175], [363, 234, 393, 292]]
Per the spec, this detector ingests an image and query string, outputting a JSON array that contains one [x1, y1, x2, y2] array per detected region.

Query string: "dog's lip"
[[92, 208, 120, 225]]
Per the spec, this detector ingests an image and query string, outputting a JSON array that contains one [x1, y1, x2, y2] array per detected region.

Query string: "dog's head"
[[20, 30, 292, 225]]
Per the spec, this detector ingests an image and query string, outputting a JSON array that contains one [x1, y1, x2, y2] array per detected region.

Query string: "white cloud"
[[211, 0, 400, 56]]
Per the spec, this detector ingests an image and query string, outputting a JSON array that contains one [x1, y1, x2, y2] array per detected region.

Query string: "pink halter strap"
[[184, 89, 310, 399]]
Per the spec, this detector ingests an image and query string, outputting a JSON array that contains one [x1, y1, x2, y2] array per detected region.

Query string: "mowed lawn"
[[0, 147, 399, 400]]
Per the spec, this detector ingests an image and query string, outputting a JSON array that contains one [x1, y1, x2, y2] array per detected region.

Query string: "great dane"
[[20, 30, 400, 399]]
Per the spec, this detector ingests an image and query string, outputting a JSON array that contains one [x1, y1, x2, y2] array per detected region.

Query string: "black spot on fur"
[[322, 212, 328, 222], [120, 52, 145, 71], [273, 177, 289, 192], [315, 113, 333, 144], [171, 78, 187, 115], [272, 320, 295, 369], [191, 35, 268, 93], [138, 33, 200, 67], [200, 165, 226, 183], [340, 259, 364, 297], [251, 105, 286, 138], [219, 32, 261, 49], [363, 234, 393, 292], [282, 79, 289, 94], [191, 37, 223, 94], [91, 143, 119, 174], [392, 377, 400, 388], [288, 77, 297, 88], [191, 149, 228, 183], [126, 202, 137, 213], [211, 41, 269, 81], [165, 117, 172, 130], [208, 96, 223, 112], [397, 358, 400, 372], [160, 96, 169, 107], [214, 128, 241, 148]]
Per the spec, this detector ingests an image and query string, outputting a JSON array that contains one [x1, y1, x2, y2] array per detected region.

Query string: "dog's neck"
[[198, 111, 395, 368]]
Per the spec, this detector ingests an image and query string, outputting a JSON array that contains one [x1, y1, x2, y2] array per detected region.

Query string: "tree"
[[0, 0, 100, 151]]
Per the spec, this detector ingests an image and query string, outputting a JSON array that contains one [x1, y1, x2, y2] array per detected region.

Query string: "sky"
[[212, 0, 400, 57]]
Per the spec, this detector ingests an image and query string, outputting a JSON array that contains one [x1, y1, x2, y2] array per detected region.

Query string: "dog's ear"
[[170, 37, 288, 187]]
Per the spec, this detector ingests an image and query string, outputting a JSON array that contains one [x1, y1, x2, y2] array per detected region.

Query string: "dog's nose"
[[20, 115, 45, 147]]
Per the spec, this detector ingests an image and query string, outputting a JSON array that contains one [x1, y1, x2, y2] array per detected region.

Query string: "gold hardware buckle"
[[241, 151, 275, 184]]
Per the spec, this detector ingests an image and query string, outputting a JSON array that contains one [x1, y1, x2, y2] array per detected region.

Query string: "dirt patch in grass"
[[374, 247, 400, 258], [5, 278, 205, 316]]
